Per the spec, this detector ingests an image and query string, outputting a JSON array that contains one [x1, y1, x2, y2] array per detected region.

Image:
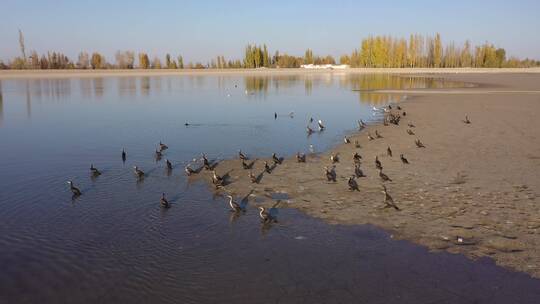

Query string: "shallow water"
[[1, 73, 539, 303]]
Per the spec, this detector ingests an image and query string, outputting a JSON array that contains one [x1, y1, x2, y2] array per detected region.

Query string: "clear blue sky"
[[1, 0, 539, 63]]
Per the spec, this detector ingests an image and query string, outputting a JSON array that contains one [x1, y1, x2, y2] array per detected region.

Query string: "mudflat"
[[195, 72, 540, 278]]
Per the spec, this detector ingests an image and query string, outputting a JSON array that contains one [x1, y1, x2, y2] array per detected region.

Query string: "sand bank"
[[194, 73, 540, 278], [1, 67, 540, 79]]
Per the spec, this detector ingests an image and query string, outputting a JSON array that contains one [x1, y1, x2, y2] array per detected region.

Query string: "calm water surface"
[[1, 73, 539, 303]]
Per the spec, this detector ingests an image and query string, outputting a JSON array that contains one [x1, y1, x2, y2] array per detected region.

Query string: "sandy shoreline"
[[1, 67, 540, 79], [193, 73, 540, 278]]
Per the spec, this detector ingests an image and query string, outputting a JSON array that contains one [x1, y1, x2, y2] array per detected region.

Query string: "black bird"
[[274, 112, 278, 119], [387, 146, 393, 157], [397, 105, 402, 110], [415, 139, 426, 148], [272, 153, 282, 165], [400, 154, 409, 164], [348, 176, 360, 191], [67, 181, 81, 196], [354, 164, 365, 178], [258, 207, 274, 223], [242, 159, 250, 169], [353, 152, 362, 164], [382, 185, 399, 210], [133, 166, 145, 178], [185, 165, 195, 176], [160, 193, 170, 208], [202, 154, 211, 170], [375, 130, 383, 138], [344, 136, 351, 144], [325, 166, 337, 182], [309, 117, 314, 123], [90, 164, 101, 176], [264, 161, 272, 174], [166, 159, 173, 170], [375, 156, 382, 170], [296, 152, 306, 163], [463, 115, 471, 124], [407, 122, 415, 128], [249, 171, 258, 183], [122, 148, 126, 162], [184, 122, 190, 126], [238, 150, 247, 160], [402, 111, 407, 116], [388, 105, 392, 110], [330, 153, 339, 163], [159, 141, 168, 151], [379, 169, 392, 182], [227, 195, 242, 212], [407, 129, 415, 135], [368, 133, 375, 141]]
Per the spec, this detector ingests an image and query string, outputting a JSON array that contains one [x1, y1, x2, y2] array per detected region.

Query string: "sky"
[[1, 0, 539, 63]]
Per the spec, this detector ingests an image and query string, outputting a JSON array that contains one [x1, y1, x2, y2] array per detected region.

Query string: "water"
[[1, 73, 539, 303]]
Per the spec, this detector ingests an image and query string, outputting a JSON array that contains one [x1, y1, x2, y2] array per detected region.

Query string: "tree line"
[[1, 30, 538, 70]]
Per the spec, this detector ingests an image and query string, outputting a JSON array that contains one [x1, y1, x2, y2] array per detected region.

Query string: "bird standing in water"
[[160, 193, 170, 208], [318, 120, 325, 131], [133, 166, 145, 178], [330, 153, 339, 163], [159, 141, 168, 151], [166, 159, 173, 170], [238, 150, 247, 160], [400, 154, 409, 164], [353, 152, 362, 164], [325, 166, 337, 182], [348, 176, 360, 191], [90, 164, 101, 176], [227, 195, 242, 212], [67, 181, 81, 196], [344, 137, 351, 144], [122, 149, 126, 162], [379, 169, 392, 182], [354, 164, 365, 178], [272, 153, 282, 165], [264, 161, 272, 174]]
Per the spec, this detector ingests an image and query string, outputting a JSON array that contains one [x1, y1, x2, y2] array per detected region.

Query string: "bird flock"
[[67, 105, 471, 223]]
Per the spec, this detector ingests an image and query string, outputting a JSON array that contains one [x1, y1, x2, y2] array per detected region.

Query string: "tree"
[[304, 49, 314, 64], [138, 53, 150, 69], [460, 40, 472, 67], [18, 29, 27, 68], [151, 57, 162, 69], [433, 33, 442, 67], [77, 52, 90, 69], [165, 54, 171, 69], [495, 48, 506, 68], [177, 55, 184, 69], [91, 52, 103, 69]]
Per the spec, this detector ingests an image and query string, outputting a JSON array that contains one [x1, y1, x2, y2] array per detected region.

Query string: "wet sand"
[[195, 73, 540, 278]]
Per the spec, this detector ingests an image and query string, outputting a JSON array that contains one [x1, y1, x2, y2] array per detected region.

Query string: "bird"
[[274, 112, 278, 119], [324, 166, 337, 182], [212, 170, 223, 185], [242, 159, 250, 170], [160, 193, 170, 208], [402, 111, 407, 116], [272, 153, 282, 165], [415, 139, 426, 148], [400, 154, 409, 164], [166, 159, 173, 170], [388, 105, 392, 110], [387, 146, 393, 157], [353, 152, 362, 164], [90, 164, 101, 176], [318, 120, 325, 131], [185, 164, 195, 176], [238, 150, 247, 160], [330, 153, 339, 163], [133, 166, 145, 178], [375, 156, 382, 170], [355, 140, 361, 148], [407, 129, 415, 135], [357, 120, 365, 130], [184, 122, 190, 126], [463, 115, 471, 124], [309, 117, 314, 123], [382, 185, 399, 210], [249, 171, 258, 183], [306, 125, 314, 134], [264, 161, 272, 174], [397, 105, 402, 110], [296, 152, 306, 163], [344, 136, 351, 144], [348, 176, 360, 191], [354, 164, 365, 178], [227, 195, 242, 212], [407, 122, 415, 128], [202, 154, 211, 170], [375, 130, 383, 138], [121, 148, 126, 162], [379, 169, 392, 182], [67, 181, 81, 196], [258, 207, 274, 223], [368, 133, 375, 141], [159, 141, 168, 151]]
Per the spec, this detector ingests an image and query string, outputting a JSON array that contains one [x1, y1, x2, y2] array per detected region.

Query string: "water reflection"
[[0, 80, 3, 125]]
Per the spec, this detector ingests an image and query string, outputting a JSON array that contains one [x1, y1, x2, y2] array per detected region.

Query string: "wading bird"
[[407, 129, 415, 135], [67, 181, 81, 196], [353, 152, 362, 164], [159, 141, 168, 151], [160, 193, 170, 208], [330, 153, 339, 163], [133, 166, 145, 178], [272, 153, 282, 165], [415, 139, 426, 148], [375, 130, 383, 138], [90, 164, 101, 176], [348, 176, 360, 191], [354, 164, 365, 178], [325, 166, 337, 182], [382, 185, 399, 210], [379, 169, 392, 182], [463, 115, 471, 124], [318, 120, 325, 131], [238, 150, 247, 160], [122, 149, 126, 162], [400, 154, 409, 164], [227, 195, 242, 212], [375, 156, 382, 170], [387, 146, 392, 157], [166, 159, 173, 170], [185, 164, 195, 176], [344, 136, 351, 144], [296, 152, 306, 163]]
